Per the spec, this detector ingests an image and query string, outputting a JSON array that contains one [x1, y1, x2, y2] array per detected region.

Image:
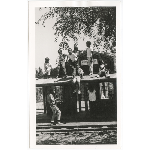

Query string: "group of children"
[[43, 41, 113, 125], [56, 47, 84, 79], [44, 41, 94, 79], [44, 41, 109, 78]]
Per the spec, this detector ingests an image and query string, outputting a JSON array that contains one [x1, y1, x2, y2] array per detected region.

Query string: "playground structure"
[[36, 73, 117, 122]]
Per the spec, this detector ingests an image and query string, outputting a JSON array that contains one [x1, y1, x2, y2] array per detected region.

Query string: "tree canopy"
[[35, 7, 116, 46]]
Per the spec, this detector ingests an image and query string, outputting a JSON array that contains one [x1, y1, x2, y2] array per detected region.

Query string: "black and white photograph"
[[29, 1, 120, 147], [2, 0, 150, 150]]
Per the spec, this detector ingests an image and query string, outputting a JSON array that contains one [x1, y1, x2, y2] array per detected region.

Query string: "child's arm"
[[66, 55, 69, 62], [56, 56, 59, 65], [91, 48, 93, 56], [73, 53, 78, 61], [64, 54, 67, 62]]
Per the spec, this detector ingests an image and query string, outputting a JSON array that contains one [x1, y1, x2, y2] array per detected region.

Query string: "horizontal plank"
[[36, 74, 116, 87], [36, 127, 117, 133]]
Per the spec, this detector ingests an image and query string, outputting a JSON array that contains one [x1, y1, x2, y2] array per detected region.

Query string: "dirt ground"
[[36, 129, 117, 145]]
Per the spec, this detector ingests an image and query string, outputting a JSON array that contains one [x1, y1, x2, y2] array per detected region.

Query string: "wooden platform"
[[36, 73, 116, 87]]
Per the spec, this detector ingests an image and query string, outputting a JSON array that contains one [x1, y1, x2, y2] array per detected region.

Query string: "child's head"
[[86, 41, 91, 48], [58, 49, 62, 55], [88, 84, 95, 92], [45, 57, 49, 63], [68, 48, 73, 55]]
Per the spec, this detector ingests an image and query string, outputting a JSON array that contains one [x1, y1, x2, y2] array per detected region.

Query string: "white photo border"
[[29, 1, 122, 149]]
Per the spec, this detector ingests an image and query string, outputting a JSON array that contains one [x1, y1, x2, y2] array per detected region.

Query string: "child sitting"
[[44, 57, 52, 78], [97, 60, 110, 78], [71, 65, 84, 94], [76, 64, 84, 79]]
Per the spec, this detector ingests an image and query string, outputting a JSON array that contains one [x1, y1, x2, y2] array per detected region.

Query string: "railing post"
[[78, 93, 81, 112], [43, 86, 47, 114]]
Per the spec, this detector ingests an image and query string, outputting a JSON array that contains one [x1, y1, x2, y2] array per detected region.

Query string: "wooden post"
[[42, 87, 45, 114], [99, 82, 102, 99], [84, 84, 88, 112], [43, 86, 47, 114], [78, 93, 81, 112], [113, 80, 117, 117], [113, 80, 117, 100]]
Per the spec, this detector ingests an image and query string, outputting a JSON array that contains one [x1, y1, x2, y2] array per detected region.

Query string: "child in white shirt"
[[44, 57, 52, 78], [88, 85, 96, 116], [86, 41, 93, 75]]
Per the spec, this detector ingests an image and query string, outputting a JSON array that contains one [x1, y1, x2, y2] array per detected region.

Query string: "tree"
[[35, 7, 116, 46]]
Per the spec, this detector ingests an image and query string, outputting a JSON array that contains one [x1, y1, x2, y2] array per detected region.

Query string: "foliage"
[[35, 7, 116, 75], [36, 67, 44, 79], [35, 7, 116, 44]]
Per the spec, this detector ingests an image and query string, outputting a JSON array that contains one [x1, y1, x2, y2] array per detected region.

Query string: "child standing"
[[56, 49, 67, 78], [47, 88, 62, 125], [86, 41, 93, 75], [87, 85, 96, 116], [98, 61, 110, 78], [67, 48, 78, 78]]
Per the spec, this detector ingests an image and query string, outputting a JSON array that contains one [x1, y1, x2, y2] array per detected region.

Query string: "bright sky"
[[35, 7, 97, 70]]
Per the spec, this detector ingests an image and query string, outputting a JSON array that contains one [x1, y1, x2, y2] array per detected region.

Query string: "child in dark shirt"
[[56, 49, 67, 78], [67, 48, 78, 78]]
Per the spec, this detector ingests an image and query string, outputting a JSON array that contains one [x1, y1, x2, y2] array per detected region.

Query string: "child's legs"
[[90, 63, 93, 74], [56, 65, 60, 76], [55, 106, 61, 121], [72, 61, 77, 76], [76, 77, 81, 92], [56, 109, 61, 121], [51, 106, 57, 122], [89, 101, 92, 114], [87, 57, 93, 74], [48, 69, 51, 76], [69, 60, 75, 76], [72, 78, 77, 92], [62, 65, 66, 75], [87, 57, 91, 66], [60, 62, 66, 76]]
